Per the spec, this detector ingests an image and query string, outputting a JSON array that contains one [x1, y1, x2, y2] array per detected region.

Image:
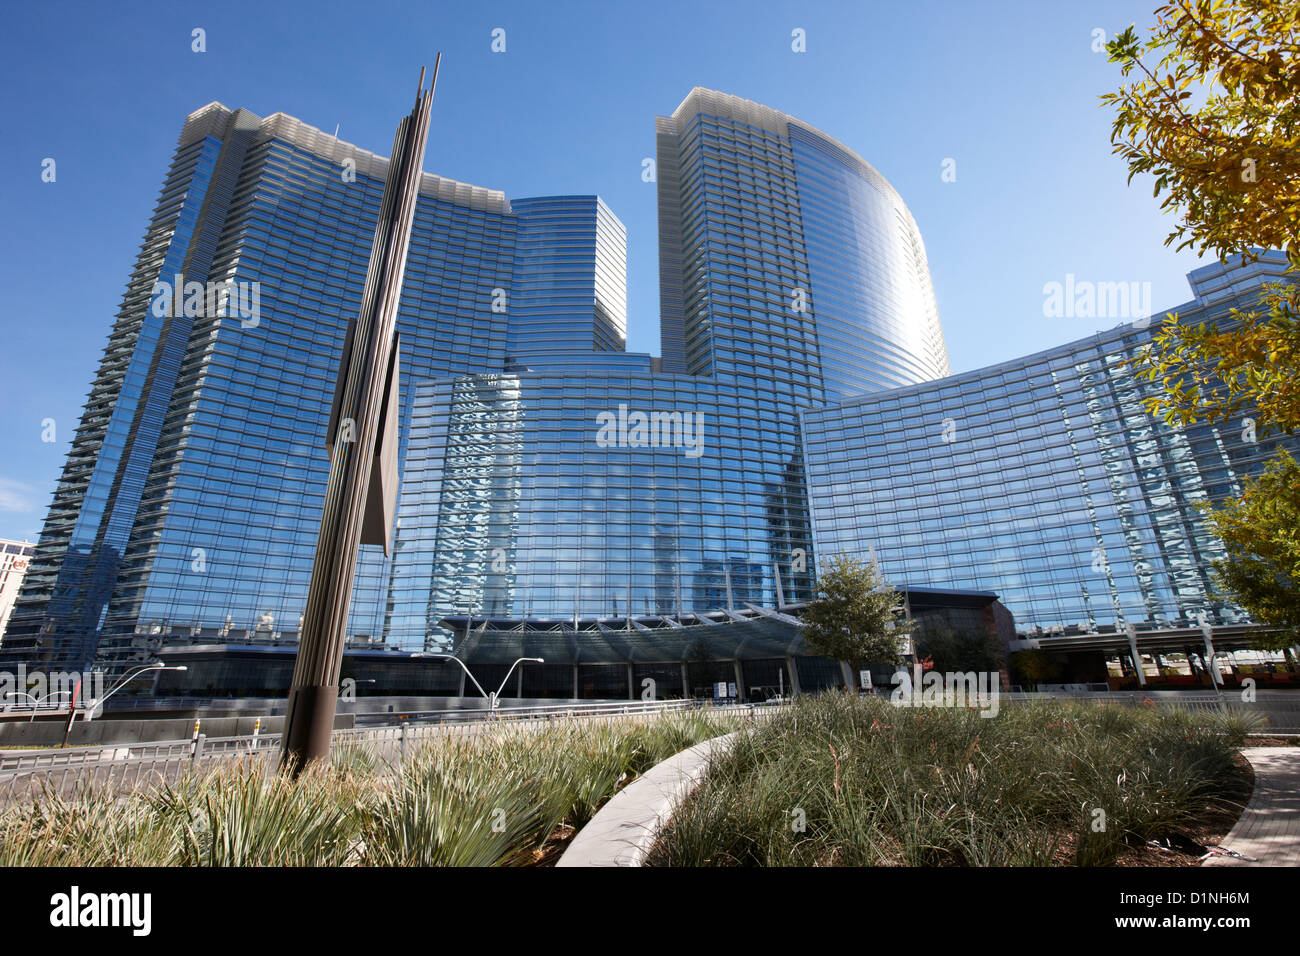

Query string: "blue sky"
[[0, 0, 1208, 541]]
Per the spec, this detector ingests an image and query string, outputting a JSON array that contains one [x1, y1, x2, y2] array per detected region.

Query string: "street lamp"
[[83, 663, 188, 720], [30, 690, 73, 723], [60, 662, 187, 748], [492, 657, 545, 711], [411, 653, 543, 712], [1, 691, 39, 713], [412, 652, 490, 700], [1, 691, 74, 722]]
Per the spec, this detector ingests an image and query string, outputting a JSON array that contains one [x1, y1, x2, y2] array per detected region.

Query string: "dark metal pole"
[[281, 59, 439, 773], [60, 678, 81, 748]]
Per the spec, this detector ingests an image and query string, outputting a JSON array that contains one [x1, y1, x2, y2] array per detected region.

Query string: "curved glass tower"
[[388, 90, 955, 635], [656, 88, 949, 396]]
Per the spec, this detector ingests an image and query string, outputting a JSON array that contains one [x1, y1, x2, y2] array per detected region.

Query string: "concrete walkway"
[[1204, 747, 1300, 866]]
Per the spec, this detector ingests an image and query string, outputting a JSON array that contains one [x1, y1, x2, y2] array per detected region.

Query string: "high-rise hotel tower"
[[8, 86, 1291, 685], [7, 89, 952, 672], [4, 102, 628, 670]]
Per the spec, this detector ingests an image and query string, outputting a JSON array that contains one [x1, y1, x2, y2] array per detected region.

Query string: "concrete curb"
[[557, 732, 736, 867]]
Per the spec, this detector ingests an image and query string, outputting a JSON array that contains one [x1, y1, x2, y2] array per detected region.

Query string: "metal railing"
[[0, 697, 709, 803], [3, 691, 1292, 804], [1000, 689, 1300, 732], [357, 696, 699, 726], [0, 736, 213, 803]]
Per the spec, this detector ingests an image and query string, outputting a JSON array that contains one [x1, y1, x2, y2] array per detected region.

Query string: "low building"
[[152, 586, 1013, 701]]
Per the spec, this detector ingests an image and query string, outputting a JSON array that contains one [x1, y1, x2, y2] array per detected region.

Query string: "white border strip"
[[557, 732, 736, 867]]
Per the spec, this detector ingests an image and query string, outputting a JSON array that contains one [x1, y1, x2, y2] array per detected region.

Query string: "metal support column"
[[1201, 620, 1222, 690], [1124, 623, 1146, 687]]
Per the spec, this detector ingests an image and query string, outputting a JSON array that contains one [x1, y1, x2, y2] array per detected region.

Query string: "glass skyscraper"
[[6, 86, 1289, 683], [802, 253, 1299, 633], [507, 196, 628, 363], [4, 103, 627, 671], [655, 89, 949, 392], [385, 88, 957, 647]]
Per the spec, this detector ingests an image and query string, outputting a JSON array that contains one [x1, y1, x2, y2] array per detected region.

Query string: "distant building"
[[0, 538, 35, 641]]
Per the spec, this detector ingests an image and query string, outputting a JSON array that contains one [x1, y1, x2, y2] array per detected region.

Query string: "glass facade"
[[656, 89, 949, 392], [788, 125, 949, 396], [15, 84, 1280, 679], [508, 196, 627, 361], [8, 88, 953, 672], [3, 111, 244, 670], [392, 369, 789, 641], [4, 104, 627, 671], [389, 89, 957, 649], [802, 270, 1300, 633]]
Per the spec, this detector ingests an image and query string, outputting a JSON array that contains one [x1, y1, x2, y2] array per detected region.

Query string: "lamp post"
[[0, 691, 57, 720], [79, 664, 187, 720], [491, 657, 545, 711], [58, 663, 185, 747], [412, 652, 489, 699], [411, 653, 543, 713]]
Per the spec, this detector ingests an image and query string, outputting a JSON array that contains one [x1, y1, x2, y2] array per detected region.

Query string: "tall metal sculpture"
[[282, 60, 439, 772]]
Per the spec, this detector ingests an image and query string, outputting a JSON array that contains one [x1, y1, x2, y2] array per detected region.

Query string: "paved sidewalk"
[[1204, 747, 1300, 867]]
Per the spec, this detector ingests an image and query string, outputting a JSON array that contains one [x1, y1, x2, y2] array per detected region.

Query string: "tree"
[[1101, 0, 1300, 433], [800, 553, 908, 692], [1206, 448, 1300, 650], [1103, 2, 1300, 651], [684, 635, 714, 698], [1133, 284, 1300, 433]]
